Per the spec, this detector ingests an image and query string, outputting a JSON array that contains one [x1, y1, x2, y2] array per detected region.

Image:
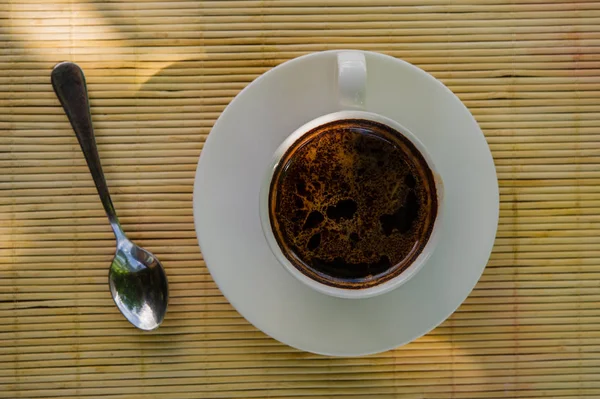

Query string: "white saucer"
[[193, 50, 499, 356]]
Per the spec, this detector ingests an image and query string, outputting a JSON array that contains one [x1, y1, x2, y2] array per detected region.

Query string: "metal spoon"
[[51, 62, 168, 331]]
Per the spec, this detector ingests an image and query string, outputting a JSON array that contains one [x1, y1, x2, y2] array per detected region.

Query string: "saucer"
[[193, 50, 499, 356]]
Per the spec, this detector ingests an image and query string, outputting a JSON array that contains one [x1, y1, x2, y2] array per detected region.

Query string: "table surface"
[[2, 1, 599, 398]]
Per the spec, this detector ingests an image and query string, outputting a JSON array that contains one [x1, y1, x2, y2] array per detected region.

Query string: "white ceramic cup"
[[259, 51, 444, 299]]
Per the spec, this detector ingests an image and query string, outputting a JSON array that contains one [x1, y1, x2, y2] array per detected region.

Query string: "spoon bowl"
[[109, 240, 168, 331]]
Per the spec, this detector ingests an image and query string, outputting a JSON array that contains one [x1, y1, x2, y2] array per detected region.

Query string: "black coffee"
[[269, 119, 437, 289]]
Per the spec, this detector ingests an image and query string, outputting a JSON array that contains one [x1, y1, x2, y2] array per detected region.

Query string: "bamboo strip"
[[0, 223, 196, 234], [2, 333, 600, 359], [13, 372, 600, 395], [6, 347, 600, 374], [9, 34, 600, 48], [0, 325, 598, 349], [1, 364, 599, 387], [7, 0, 600, 8], [6, 30, 600, 46], [5, 3, 600, 16], [0, 394, 593, 399], [9, 378, 600, 398], [7, 40, 600, 58]]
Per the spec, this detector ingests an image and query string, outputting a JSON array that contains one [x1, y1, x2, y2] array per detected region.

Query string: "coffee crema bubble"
[[269, 119, 437, 289]]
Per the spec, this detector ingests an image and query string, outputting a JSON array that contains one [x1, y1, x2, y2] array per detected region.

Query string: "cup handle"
[[337, 51, 367, 110]]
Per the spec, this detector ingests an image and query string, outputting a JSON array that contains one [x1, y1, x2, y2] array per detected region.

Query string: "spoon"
[[51, 62, 168, 331]]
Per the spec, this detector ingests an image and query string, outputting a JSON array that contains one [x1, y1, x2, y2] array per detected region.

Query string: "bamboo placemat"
[[2, 0, 600, 397]]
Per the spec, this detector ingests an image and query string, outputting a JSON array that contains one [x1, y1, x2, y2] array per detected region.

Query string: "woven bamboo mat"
[[2, 0, 600, 397]]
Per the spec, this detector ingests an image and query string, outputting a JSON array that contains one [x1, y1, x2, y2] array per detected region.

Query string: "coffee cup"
[[259, 51, 444, 299]]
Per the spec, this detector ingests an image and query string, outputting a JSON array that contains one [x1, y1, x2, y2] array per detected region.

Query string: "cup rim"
[[259, 110, 444, 299]]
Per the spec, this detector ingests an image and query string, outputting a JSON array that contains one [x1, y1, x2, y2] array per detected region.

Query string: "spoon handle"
[[51, 62, 125, 241]]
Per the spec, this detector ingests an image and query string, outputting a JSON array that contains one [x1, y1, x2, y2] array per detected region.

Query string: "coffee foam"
[[269, 119, 437, 289]]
